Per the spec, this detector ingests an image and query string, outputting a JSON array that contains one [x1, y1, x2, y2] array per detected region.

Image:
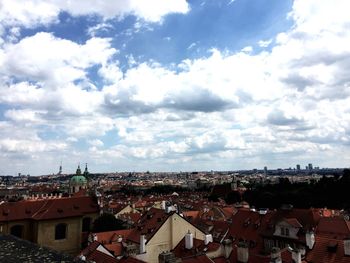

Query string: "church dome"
[[70, 164, 88, 187], [70, 175, 87, 185]]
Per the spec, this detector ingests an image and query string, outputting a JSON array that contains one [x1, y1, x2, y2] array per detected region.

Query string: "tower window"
[[55, 223, 67, 240]]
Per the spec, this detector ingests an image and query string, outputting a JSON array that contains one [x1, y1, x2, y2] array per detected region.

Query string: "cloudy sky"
[[0, 0, 350, 175]]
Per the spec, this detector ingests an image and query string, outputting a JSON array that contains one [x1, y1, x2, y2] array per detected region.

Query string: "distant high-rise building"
[[308, 163, 313, 170], [264, 166, 268, 175], [296, 164, 301, 171], [58, 161, 62, 175]]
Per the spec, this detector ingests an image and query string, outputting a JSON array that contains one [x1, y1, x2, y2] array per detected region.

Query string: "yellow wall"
[[0, 220, 34, 241], [137, 213, 206, 263], [115, 205, 139, 217], [36, 217, 82, 255]]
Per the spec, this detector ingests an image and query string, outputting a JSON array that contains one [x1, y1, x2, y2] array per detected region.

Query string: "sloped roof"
[[316, 217, 350, 239], [228, 208, 274, 256], [80, 241, 118, 263], [172, 237, 220, 258], [0, 196, 99, 221], [306, 236, 350, 263], [181, 254, 214, 263], [127, 207, 172, 244]]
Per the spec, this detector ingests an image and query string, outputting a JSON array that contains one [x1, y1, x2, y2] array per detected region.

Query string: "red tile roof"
[[284, 218, 303, 228], [0, 196, 99, 221], [181, 254, 214, 263], [84, 249, 118, 263], [172, 237, 220, 258], [306, 236, 350, 263], [229, 209, 274, 256], [80, 241, 118, 263], [127, 208, 172, 244], [118, 257, 147, 263], [316, 217, 350, 239], [94, 229, 134, 244]]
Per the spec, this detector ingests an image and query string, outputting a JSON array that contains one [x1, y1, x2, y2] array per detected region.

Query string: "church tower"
[[69, 164, 88, 194]]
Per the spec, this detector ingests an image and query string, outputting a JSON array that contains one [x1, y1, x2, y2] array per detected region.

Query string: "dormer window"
[[281, 227, 285, 236], [285, 228, 289, 236], [280, 227, 290, 236]]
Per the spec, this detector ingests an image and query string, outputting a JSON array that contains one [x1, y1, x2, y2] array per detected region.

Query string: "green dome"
[[70, 175, 87, 185]]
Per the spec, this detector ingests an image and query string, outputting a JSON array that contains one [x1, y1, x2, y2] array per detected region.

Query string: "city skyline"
[[1, 0, 350, 175]]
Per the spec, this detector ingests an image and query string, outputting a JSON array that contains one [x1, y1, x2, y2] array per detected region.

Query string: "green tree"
[[92, 213, 125, 233]]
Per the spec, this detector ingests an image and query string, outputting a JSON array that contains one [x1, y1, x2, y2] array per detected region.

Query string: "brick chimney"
[[204, 234, 213, 245], [306, 230, 315, 249], [222, 239, 233, 259], [237, 241, 249, 263], [140, 235, 147, 254], [291, 249, 302, 263], [185, 231, 193, 249], [270, 247, 282, 263], [344, 238, 350, 256]]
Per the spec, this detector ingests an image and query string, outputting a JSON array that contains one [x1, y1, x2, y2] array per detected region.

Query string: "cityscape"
[[1, 0, 350, 262]]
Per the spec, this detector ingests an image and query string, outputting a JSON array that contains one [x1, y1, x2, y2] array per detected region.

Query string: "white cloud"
[[0, 0, 190, 29], [258, 39, 272, 48], [88, 139, 104, 147], [1, 32, 116, 85], [2, 0, 350, 174]]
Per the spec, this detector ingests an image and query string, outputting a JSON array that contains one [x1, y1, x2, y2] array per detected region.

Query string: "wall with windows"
[[273, 221, 299, 239], [36, 217, 82, 255], [0, 220, 34, 241]]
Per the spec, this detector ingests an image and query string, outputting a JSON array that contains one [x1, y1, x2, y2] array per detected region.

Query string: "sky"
[[0, 0, 350, 175]]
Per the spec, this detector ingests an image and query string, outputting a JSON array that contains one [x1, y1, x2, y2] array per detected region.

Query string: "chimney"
[[344, 238, 350, 256], [140, 235, 147, 254], [306, 230, 315, 249], [161, 200, 166, 210], [158, 251, 177, 263], [204, 234, 213, 245], [270, 247, 282, 263], [222, 239, 233, 259], [291, 249, 302, 263], [237, 241, 249, 263], [185, 231, 193, 249]]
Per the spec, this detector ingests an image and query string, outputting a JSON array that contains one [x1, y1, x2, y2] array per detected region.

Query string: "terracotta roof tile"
[[0, 196, 99, 221], [306, 236, 350, 263]]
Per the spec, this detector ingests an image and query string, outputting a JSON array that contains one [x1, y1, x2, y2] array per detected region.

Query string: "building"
[[0, 195, 99, 255], [308, 163, 313, 171], [69, 165, 88, 194]]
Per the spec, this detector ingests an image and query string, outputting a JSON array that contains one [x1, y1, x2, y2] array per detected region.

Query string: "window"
[[280, 227, 285, 236], [55, 223, 67, 240], [285, 228, 290, 236], [10, 225, 24, 238], [82, 217, 92, 232]]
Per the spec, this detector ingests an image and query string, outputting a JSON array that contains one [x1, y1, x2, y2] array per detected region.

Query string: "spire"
[[76, 164, 82, 175], [58, 160, 62, 175], [84, 163, 89, 177]]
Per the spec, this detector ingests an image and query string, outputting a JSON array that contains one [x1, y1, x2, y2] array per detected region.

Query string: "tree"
[[92, 213, 125, 233]]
